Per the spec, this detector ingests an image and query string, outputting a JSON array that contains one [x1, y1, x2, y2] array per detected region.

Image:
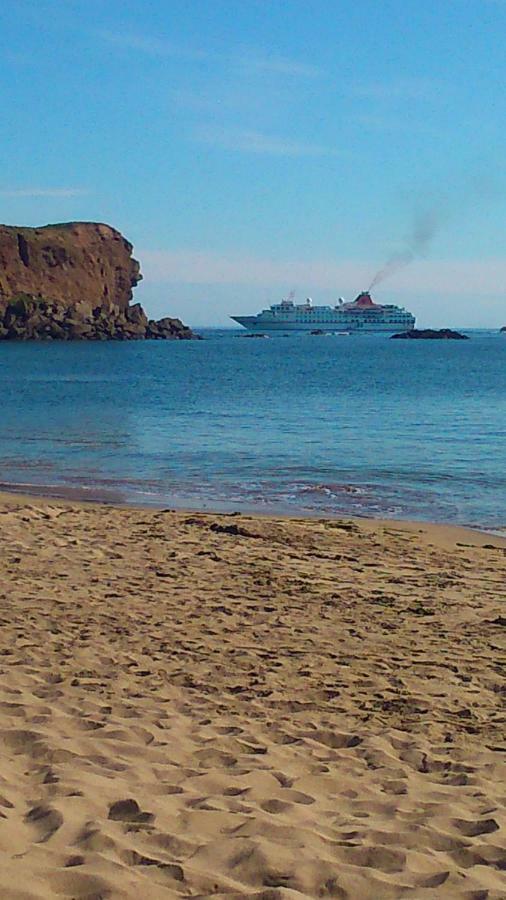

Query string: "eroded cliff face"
[[0, 221, 199, 340], [0, 222, 141, 315]]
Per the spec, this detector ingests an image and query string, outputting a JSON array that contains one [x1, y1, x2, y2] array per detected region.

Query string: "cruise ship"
[[231, 291, 416, 333]]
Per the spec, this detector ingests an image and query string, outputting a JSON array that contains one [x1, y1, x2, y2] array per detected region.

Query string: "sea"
[[0, 329, 505, 532]]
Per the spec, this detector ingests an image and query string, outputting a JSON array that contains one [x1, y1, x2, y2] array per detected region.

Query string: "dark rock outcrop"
[[0, 222, 199, 340], [500, 326, 506, 333], [0, 297, 198, 341], [391, 329, 469, 340]]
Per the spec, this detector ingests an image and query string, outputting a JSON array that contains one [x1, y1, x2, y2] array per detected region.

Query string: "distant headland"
[[0, 222, 198, 340]]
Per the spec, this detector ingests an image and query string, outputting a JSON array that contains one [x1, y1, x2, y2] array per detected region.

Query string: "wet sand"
[[0, 492, 504, 898]]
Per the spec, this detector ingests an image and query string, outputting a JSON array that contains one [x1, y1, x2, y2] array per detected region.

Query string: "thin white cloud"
[[98, 30, 320, 77], [141, 248, 506, 296], [352, 113, 400, 129], [350, 77, 441, 101], [236, 53, 320, 78], [352, 112, 435, 133], [195, 126, 335, 156], [142, 249, 362, 288], [171, 87, 230, 115], [0, 188, 88, 198], [97, 29, 212, 62]]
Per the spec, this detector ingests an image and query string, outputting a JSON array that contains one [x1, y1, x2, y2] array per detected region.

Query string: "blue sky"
[[1, 0, 506, 326]]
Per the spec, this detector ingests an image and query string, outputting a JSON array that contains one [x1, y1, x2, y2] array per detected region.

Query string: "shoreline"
[[1, 479, 505, 544]]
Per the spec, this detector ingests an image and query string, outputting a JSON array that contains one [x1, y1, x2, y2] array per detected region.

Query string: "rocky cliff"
[[0, 222, 140, 312], [0, 222, 198, 340]]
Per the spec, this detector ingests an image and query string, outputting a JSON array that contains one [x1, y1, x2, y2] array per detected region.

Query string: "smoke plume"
[[368, 209, 440, 290]]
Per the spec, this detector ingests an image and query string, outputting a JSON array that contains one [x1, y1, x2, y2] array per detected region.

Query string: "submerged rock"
[[391, 329, 469, 340], [239, 333, 269, 338], [0, 222, 199, 340]]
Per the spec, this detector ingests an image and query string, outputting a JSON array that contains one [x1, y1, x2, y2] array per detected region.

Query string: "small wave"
[[475, 525, 506, 538], [296, 482, 366, 497]]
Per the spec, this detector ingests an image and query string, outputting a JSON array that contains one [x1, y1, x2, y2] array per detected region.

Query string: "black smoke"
[[368, 209, 440, 290]]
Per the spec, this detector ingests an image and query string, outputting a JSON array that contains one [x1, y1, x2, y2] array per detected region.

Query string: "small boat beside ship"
[[231, 291, 416, 333]]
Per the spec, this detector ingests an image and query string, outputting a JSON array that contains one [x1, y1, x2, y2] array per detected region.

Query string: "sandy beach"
[[0, 492, 504, 899]]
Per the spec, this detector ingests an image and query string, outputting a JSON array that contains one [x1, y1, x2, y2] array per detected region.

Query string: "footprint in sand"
[[452, 817, 500, 837], [49, 870, 112, 898], [24, 804, 63, 843], [108, 798, 154, 825]]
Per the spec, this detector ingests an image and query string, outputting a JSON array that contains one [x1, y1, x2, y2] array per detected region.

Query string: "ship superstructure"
[[231, 292, 415, 332]]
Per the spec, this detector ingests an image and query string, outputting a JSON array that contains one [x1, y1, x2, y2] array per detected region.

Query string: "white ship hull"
[[231, 316, 412, 333]]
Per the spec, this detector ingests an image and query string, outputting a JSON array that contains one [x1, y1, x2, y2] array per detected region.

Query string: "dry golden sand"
[[0, 493, 504, 899]]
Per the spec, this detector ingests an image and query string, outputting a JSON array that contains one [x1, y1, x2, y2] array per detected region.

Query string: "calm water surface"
[[0, 329, 505, 530]]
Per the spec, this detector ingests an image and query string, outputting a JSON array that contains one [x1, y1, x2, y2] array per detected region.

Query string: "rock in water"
[[0, 221, 199, 340], [391, 328, 469, 340]]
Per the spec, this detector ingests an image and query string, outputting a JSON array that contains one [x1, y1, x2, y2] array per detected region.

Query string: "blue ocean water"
[[0, 330, 505, 530]]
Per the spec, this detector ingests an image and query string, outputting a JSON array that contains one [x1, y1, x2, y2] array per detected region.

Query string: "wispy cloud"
[[170, 87, 231, 115], [350, 77, 441, 101], [236, 52, 320, 78], [351, 112, 435, 133], [141, 247, 506, 296], [0, 188, 88, 198], [97, 29, 211, 61], [142, 249, 362, 288], [195, 126, 334, 157], [97, 30, 320, 78], [352, 113, 400, 130]]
